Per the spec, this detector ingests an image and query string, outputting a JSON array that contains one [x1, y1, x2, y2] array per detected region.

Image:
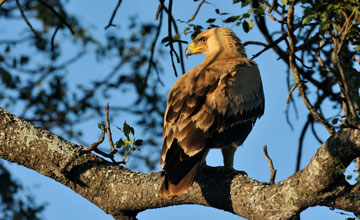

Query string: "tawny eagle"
[[159, 27, 264, 198]]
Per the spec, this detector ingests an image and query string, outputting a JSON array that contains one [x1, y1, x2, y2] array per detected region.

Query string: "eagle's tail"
[[159, 143, 207, 199]]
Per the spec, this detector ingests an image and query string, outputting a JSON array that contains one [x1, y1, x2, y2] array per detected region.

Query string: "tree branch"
[[263, 145, 276, 184], [154, 0, 165, 20], [1, 107, 360, 219], [38, 0, 75, 35], [286, 1, 334, 135], [16, 0, 41, 39], [186, 0, 206, 23], [104, 0, 123, 30]]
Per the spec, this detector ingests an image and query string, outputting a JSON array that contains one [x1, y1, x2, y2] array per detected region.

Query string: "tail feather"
[[159, 160, 201, 199], [159, 141, 206, 199]]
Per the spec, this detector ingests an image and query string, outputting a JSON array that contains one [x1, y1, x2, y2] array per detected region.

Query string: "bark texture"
[[0, 107, 359, 220]]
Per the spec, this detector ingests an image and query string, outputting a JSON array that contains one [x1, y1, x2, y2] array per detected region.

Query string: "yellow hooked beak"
[[185, 42, 205, 58]]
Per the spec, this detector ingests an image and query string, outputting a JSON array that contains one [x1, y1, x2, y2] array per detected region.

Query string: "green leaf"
[[242, 13, 250, 19], [241, 0, 252, 8], [134, 139, 143, 146], [331, 118, 339, 124], [346, 175, 353, 180], [247, 8, 256, 14], [173, 33, 180, 41], [319, 22, 331, 33], [206, 18, 216, 23], [97, 123, 105, 129], [354, 45, 360, 51], [233, 0, 241, 4], [259, 2, 267, 13], [215, 9, 220, 14], [122, 138, 132, 147], [116, 138, 125, 148], [243, 21, 250, 32], [123, 121, 132, 138], [302, 15, 314, 25], [183, 27, 190, 35], [130, 126, 135, 136], [280, 0, 288, 5], [248, 19, 254, 30], [223, 15, 240, 23]]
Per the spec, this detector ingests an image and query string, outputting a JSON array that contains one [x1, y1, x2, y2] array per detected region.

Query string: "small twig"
[[165, 39, 188, 46], [83, 124, 106, 152], [263, 145, 277, 184], [104, 0, 123, 30], [268, 14, 285, 24], [155, 0, 165, 20], [267, 0, 276, 14], [316, 50, 332, 73], [82, 104, 126, 165], [251, 33, 287, 60], [296, 116, 312, 172], [145, 8, 163, 85], [38, 0, 74, 35], [286, 82, 298, 104], [105, 103, 116, 152], [162, 5, 186, 74], [51, 24, 61, 52], [333, 41, 359, 123], [167, 0, 179, 77], [16, 0, 41, 39], [285, 104, 294, 131], [186, 0, 206, 23], [243, 41, 267, 47], [94, 149, 125, 165], [310, 120, 323, 144]]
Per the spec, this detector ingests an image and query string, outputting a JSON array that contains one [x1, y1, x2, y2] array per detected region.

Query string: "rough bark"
[[0, 107, 359, 220]]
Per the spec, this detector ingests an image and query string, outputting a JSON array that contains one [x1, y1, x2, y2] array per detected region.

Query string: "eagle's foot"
[[202, 165, 247, 176], [220, 166, 248, 176]]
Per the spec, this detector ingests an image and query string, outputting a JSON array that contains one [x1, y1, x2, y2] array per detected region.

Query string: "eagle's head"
[[185, 27, 246, 58]]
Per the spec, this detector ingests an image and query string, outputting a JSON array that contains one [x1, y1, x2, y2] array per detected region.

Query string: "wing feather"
[[162, 60, 264, 166]]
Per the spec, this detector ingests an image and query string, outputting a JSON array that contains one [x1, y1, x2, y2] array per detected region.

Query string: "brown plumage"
[[159, 27, 265, 199]]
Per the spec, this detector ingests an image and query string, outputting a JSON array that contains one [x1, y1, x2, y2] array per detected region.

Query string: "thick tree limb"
[[0, 107, 359, 220]]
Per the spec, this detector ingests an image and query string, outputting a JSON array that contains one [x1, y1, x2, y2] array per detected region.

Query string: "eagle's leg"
[[221, 145, 247, 176]]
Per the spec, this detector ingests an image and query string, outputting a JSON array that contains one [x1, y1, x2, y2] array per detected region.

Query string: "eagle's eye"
[[199, 37, 207, 42]]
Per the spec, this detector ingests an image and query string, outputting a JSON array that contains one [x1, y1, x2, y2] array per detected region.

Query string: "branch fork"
[[83, 103, 126, 165]]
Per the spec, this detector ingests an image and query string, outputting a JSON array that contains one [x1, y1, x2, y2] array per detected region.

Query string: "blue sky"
[[1, 0, 357, 219]]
